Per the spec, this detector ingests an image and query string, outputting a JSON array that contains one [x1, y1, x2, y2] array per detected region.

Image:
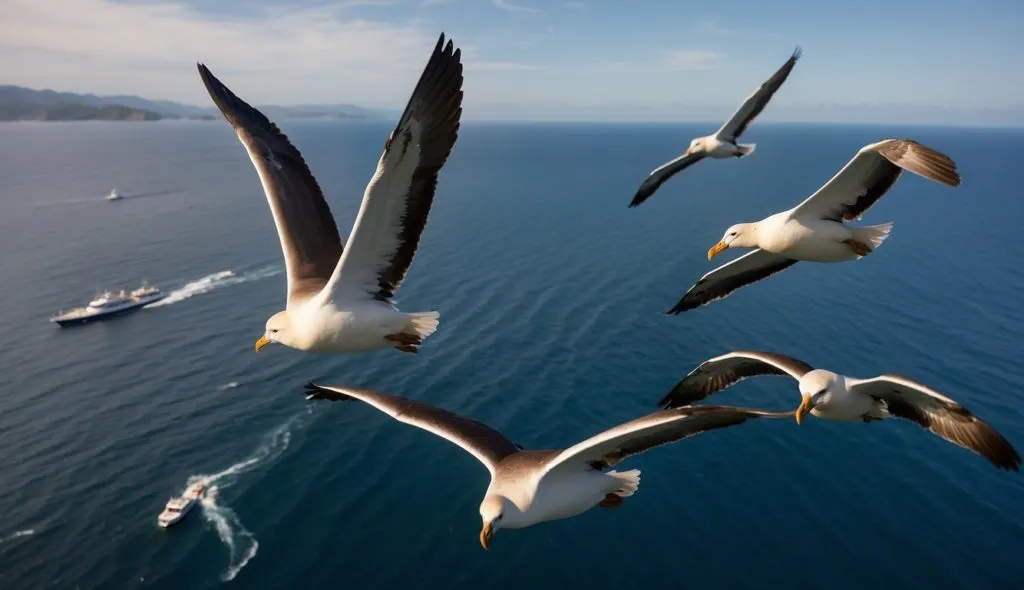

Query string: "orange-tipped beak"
[[795, 395, 813, 425], [707, 241, 728, 260], [479, 523, 493, 550], [255, 335, 272, 352]]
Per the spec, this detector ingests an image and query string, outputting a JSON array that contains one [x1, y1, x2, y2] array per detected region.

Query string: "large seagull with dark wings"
[[197, 34, 463, 355]]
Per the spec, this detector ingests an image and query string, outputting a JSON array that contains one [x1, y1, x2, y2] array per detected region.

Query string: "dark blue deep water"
[[1, 120, 1022, 589]]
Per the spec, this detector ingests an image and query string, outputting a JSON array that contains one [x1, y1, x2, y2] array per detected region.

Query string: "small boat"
[[51, 283, 166, 327], [106, 189, 122, 201], [157, 482, 206, 528]]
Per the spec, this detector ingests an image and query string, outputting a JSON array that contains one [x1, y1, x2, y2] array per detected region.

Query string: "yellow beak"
[[254, 335, 272, 352], [479, 522, 493, 550], [707, 241, 728, 260], [795, 394, 813, 425]]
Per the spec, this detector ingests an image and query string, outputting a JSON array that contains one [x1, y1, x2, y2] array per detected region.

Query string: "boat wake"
[[0, 529, 35, 543], [146, 266, 281, 309], [182, 410, 312, 581]]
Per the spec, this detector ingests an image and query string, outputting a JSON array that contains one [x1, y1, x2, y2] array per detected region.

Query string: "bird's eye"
[[270, 329, 278, 334]]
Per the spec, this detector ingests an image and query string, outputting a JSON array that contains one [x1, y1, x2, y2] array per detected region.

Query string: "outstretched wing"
[[327, 34, 464, 304], [304, 384, 521, 477], [538, 405, 792, 477], [715, 47, 801, 141], [668, 249, 798, 314], [628, 152, 706, 207], [198, 63, 344, 307], [791, 139, 960, 223], [658, 350, 814, 409], [850, 375, 1020, 471]]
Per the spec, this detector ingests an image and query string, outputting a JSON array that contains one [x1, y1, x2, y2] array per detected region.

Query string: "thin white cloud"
[[698, 19, 736, 36], [0, 0, 455, 106], [492, 0, 543, 14], [465, 61, 545, 72], [662, 50, 725, 71], [593, 50, 725, 75]]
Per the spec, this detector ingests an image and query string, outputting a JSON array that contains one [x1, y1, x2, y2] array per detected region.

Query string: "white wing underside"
[[325, 120, 425, 306]]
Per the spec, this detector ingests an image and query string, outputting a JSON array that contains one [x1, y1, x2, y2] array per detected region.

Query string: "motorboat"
[[157, 482, 207, 528]]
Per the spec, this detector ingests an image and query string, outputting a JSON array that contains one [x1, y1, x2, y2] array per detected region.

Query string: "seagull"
[[668, 138, 961, 313], [629, 47, 802, 208], [302, 383, 792, 548], [657, 351, 1020, 471], [197, 33, 463, 355]]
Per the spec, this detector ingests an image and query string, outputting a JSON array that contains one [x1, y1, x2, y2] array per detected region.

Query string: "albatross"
[[657, 351, 1020, 471], [302, 383, 791, 548], [197, 33, 463, 354], [668, 138, 961, 313], [629, 47, 802, 207]]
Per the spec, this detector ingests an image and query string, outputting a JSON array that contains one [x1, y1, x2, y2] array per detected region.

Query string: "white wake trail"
[[0, 529, 35, 543], [172, 411, 312, 582], [146, 266, 281, 308]]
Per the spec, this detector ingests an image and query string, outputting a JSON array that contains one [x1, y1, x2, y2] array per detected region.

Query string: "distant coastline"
[[0, 84, 393, 122]]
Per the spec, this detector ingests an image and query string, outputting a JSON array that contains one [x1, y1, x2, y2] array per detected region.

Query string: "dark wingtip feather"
[[302, 382, 352, 402], [792, 46, 803, 61]]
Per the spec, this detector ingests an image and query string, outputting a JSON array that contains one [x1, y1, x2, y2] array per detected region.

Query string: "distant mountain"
[[0, 102, 162, 122], [0, 85, 397, 122]]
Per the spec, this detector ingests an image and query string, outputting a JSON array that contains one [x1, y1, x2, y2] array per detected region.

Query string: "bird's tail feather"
[[406, 311, 440, 341], [851, 222, 893, 251], [607, 469, 641, 497], [736, 143, 756, 157]]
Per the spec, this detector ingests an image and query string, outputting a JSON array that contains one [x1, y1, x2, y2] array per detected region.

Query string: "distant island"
[[0, 84, 395, 122]]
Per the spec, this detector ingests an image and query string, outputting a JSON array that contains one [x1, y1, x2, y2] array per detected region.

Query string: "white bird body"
[[694, 135, 754, 159], [750, 213, 860, 262], [799, 370, 882, 422], [489, 466, 624, 529], [289, 300, 420, 353]]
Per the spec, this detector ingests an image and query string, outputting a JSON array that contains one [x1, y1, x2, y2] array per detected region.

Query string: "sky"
[[1, 0, 1022, 124]]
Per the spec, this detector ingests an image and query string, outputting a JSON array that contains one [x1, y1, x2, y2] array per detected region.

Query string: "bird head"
[[708, 223, 756, 260], [478, 495, 508, 550], [796, 370, 836, 424], [686, 137, 704, 155], [255, 310, 290, 352]]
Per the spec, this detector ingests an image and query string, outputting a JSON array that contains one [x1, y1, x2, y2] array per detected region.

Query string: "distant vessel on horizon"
[[157, 482, 206, 528], [106, 189, 121, 201], [50, 284, 165, 327]]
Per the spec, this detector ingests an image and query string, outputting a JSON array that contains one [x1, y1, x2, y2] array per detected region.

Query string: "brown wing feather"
[[659, 351, 814, 409], [542, 406, 793, 475], [197, 63, 343, 305], [303, 383, 520, 472], [668, 249, 798, 314], [855, 375, 1020, 471]]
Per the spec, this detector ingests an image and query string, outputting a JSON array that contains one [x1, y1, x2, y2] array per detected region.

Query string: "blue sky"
[[1, 0, 1022, 123]]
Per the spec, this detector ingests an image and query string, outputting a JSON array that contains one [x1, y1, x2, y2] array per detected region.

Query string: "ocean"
[[0, 120, 1022, 589]]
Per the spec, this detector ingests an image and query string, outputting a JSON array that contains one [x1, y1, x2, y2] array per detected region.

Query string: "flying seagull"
[[668, 138, 961, 313], [303, 383, 792, 548], [197, 33, 463, 355], [629, 47, 802, 208], [657, 351, 1020, 471]]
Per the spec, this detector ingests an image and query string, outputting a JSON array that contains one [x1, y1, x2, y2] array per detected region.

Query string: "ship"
[[157, 482, 207, 528], [50, 284, 166, 327], [106, 189, 122, 201]]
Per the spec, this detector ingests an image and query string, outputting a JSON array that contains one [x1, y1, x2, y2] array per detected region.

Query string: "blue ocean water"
[[0, 120, 1022, 589]]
